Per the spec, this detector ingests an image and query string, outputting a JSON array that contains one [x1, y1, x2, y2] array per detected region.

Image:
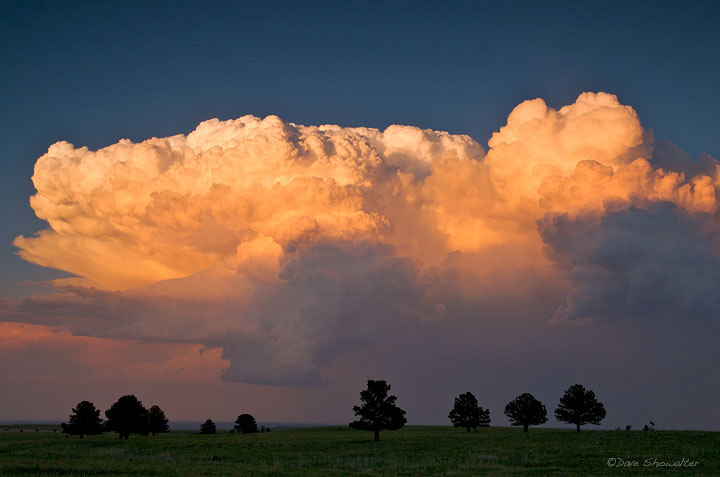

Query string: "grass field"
[[0, 425, 717, 476]]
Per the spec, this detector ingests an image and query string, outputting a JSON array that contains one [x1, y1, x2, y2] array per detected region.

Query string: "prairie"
[[0, 425, 717, 476]]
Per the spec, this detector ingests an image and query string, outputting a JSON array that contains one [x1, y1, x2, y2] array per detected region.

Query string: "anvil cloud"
[[3, 93, 719, 426]]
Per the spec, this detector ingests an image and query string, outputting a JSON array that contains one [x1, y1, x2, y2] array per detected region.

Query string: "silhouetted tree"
[[349, 379, 407, 441], [448, 392, 491, 432], [200, 419, 216, 434], [504, 393, 548, 432], [61, 401, 104, 438], [104, 395, 149, 439], [554, 384, 606, 433], [147, 405, 170, 436], [234, 414, 258, 434]]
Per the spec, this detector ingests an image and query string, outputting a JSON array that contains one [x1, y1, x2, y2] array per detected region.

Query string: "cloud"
[[14, 116, 485, 290], [484, 92, 652, 216], [1, 243, 424, 385], [3, 92, 720, 398], [539, 203, 720, 324]]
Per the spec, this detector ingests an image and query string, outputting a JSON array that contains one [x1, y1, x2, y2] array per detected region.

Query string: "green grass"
[[0, 426, 717, 476]]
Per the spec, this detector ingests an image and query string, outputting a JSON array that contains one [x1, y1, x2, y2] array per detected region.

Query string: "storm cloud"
[[3, 92, 719, 428]]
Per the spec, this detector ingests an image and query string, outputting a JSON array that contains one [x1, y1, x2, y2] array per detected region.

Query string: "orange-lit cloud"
[[0, 321, 226, 382], [4, 92, 720, 388]]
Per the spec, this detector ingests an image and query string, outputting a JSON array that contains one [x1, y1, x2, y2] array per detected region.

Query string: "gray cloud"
[[540, 202, 720, 325]]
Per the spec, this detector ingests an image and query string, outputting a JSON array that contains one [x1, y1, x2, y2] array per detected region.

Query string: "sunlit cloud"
[[3, 92, 720, 389]]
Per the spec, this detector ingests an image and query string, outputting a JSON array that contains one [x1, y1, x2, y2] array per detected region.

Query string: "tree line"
[[199, 414, 269, 435], [350, 380, 606, 440], [62, 395, 264, 439], [61, 395, 169, 439], [61, 394, 170, 439], [62, 382, 606, 440]]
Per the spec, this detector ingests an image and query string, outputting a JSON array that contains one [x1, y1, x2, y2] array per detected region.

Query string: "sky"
[[1, 1, 720, 430]]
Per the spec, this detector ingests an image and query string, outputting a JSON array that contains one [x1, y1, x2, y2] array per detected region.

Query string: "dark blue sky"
[[1, 0, 719, 294]]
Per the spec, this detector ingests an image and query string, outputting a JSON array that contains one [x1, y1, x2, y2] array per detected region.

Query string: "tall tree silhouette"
[[448, 392, 491, 432], [234, 414, 258, 434], [555, 384, 606, 433], [504, 393, 547, 432], [200, 419, 216, 434], [147, 405, 170, 436], [61, 401, 104, 438], [349, 379, 407, 441], [104, 395, 149, 439]]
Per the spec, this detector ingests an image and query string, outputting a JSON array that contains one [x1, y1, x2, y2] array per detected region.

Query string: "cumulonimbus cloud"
[[3, 92, 719, 385]]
